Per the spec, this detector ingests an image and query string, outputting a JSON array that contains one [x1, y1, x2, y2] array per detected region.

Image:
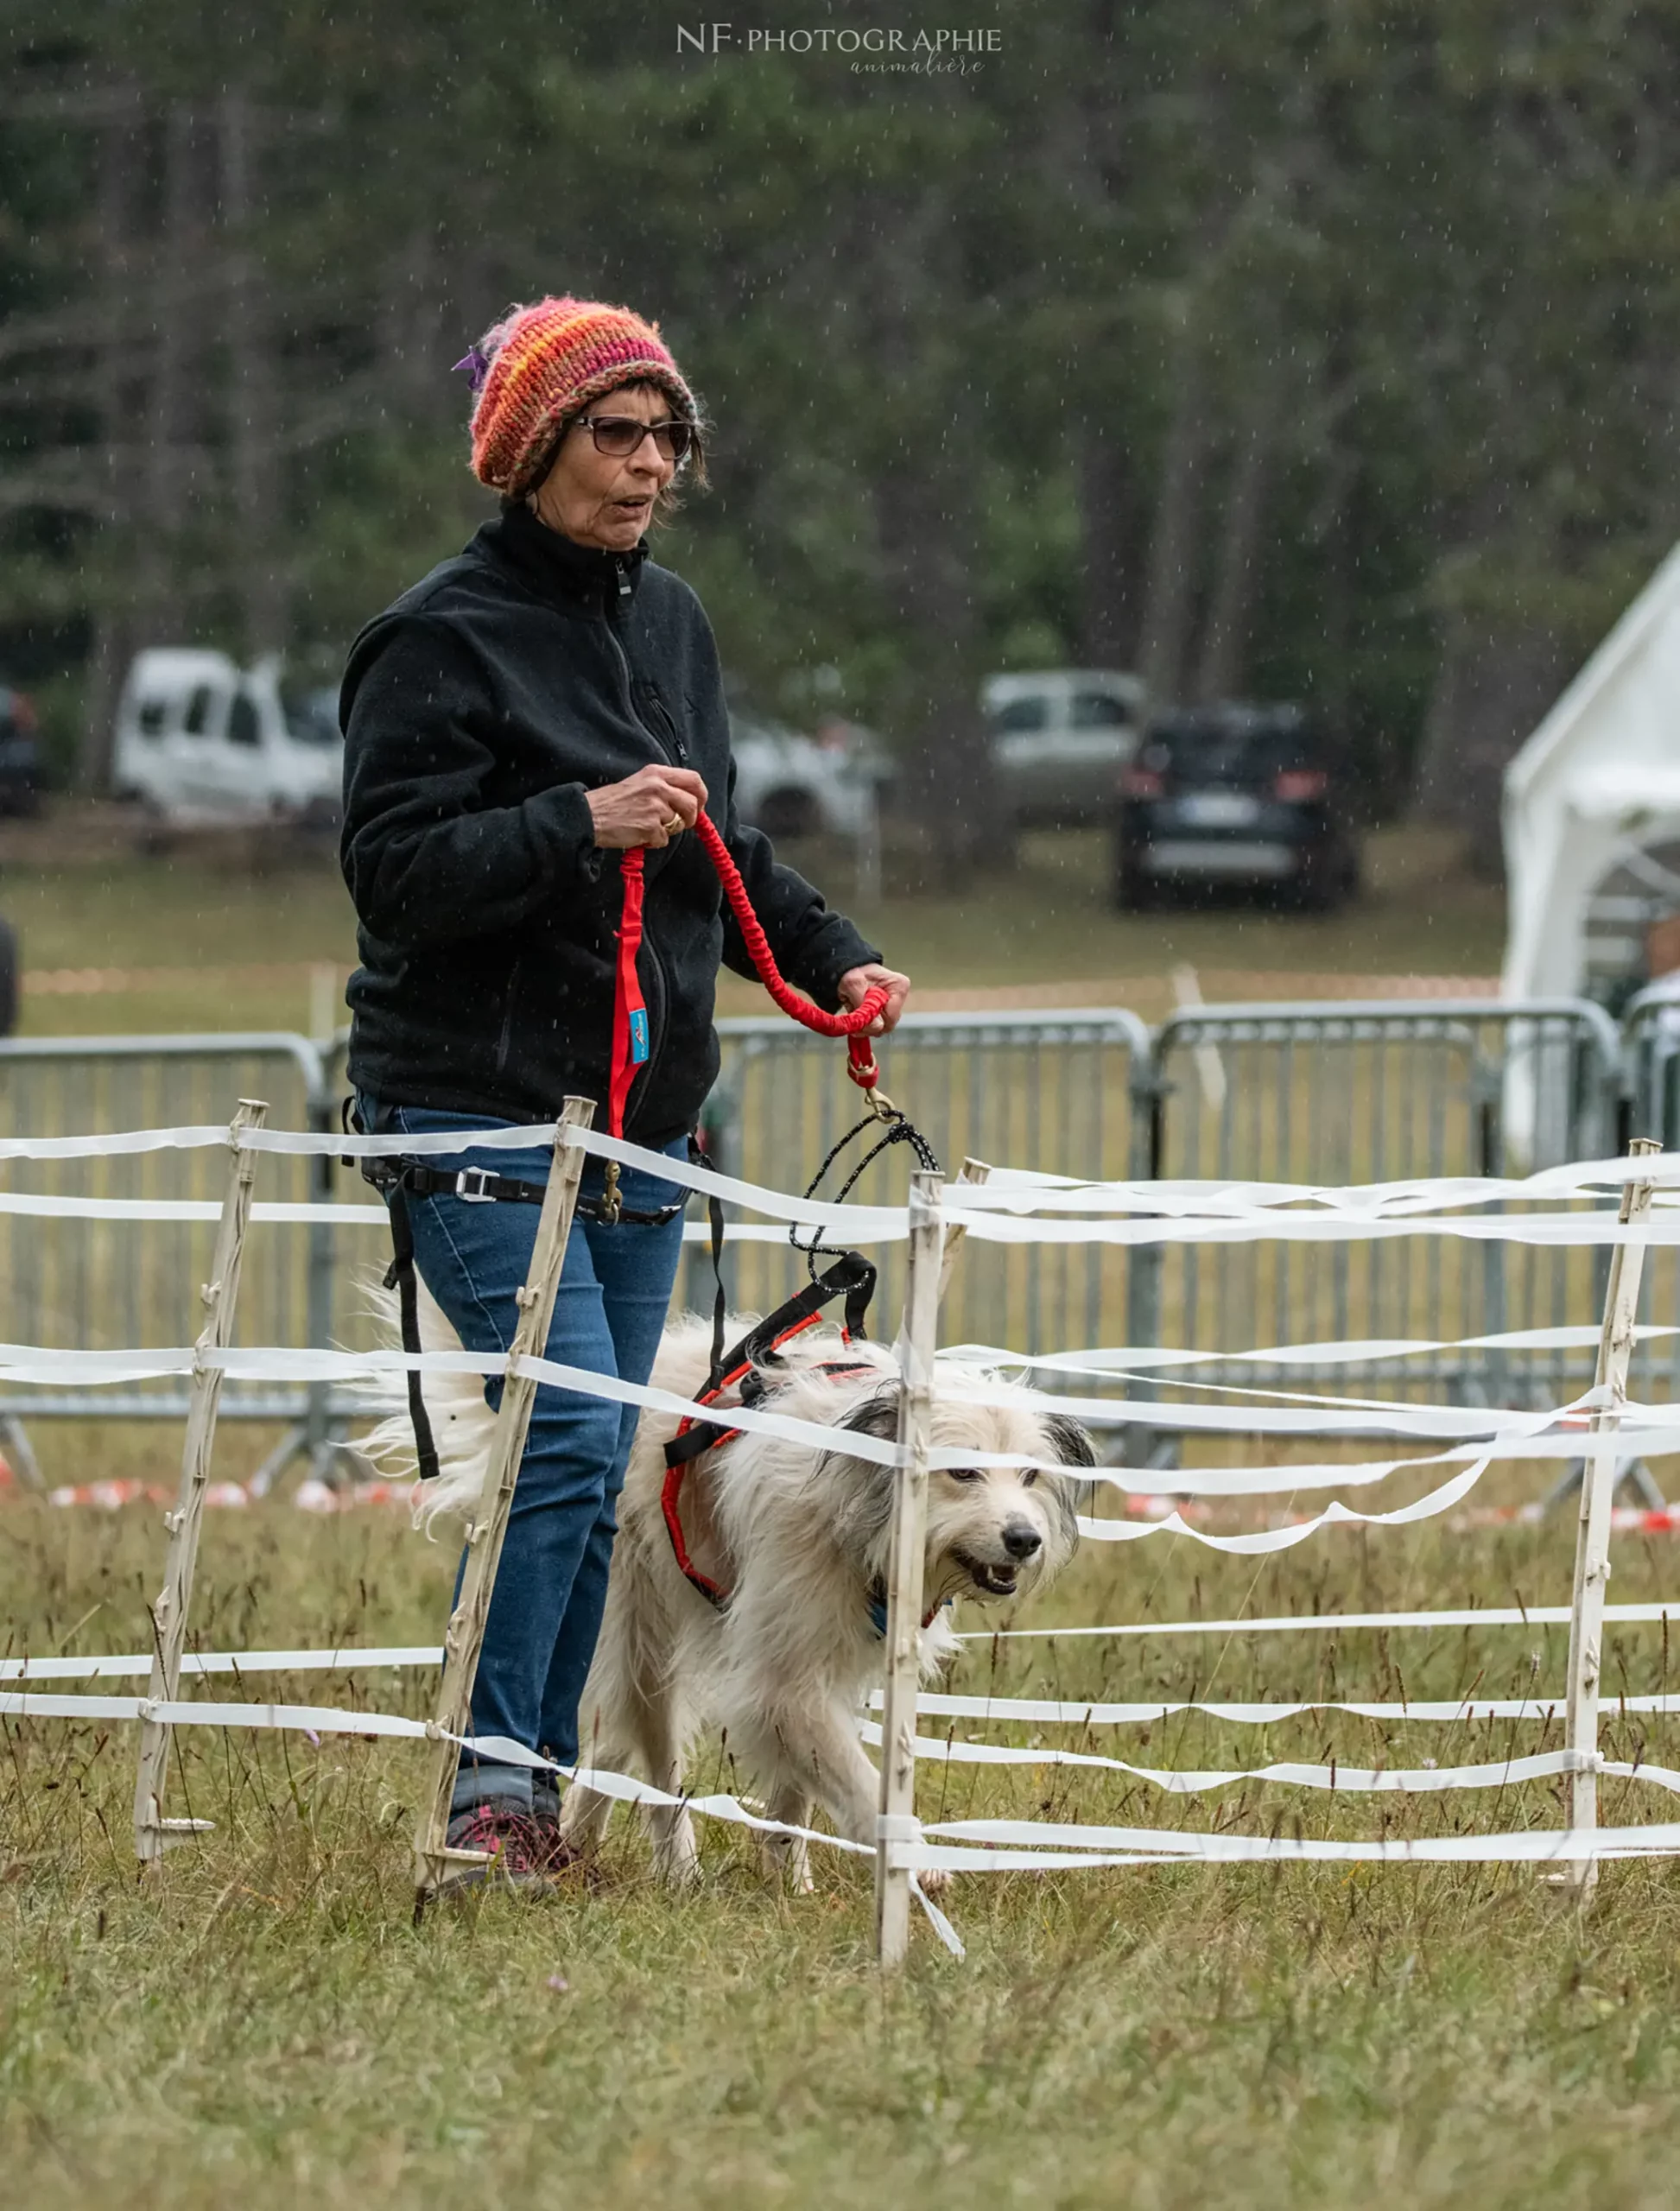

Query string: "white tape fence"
[[6, 1106, 1680, 1955]]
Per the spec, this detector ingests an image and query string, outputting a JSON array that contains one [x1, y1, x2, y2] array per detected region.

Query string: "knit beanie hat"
[[457, 297, 700, 499]]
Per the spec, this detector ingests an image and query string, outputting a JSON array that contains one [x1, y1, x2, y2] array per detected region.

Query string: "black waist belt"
[[356, 1152, 684, 1227]]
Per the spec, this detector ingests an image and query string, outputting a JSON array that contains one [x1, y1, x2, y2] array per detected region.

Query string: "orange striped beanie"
[[460, 297, 699, 499]]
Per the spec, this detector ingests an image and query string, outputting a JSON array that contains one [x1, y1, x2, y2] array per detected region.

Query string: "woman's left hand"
[[838, 962, 910, 1037]]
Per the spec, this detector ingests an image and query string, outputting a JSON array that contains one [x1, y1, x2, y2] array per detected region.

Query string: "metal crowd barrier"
[[1144, 998, 1624, 1405], [0, 1033, 339, 1488], [4, 995, 1672, 1482]]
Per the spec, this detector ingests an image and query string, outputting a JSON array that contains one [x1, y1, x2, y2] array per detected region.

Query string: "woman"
[[339, 296, 910, 1888]]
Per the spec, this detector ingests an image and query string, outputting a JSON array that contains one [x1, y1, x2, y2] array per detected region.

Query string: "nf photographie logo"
[[676, 24, 1001, 73]]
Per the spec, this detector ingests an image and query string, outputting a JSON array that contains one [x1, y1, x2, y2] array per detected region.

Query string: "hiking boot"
[[530, 1802, 611, 1889], [440, 1801, 556, 1895]]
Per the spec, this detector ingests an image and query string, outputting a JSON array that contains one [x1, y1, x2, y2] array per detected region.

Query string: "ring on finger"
[[663, 814, 684, 834]]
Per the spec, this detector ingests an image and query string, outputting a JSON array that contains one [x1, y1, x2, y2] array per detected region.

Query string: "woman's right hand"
[[586, 764, 709, 849]]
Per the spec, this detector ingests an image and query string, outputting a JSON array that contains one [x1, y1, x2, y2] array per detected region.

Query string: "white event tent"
[[1504, 542, 1680, 1005], [1501, 542, 1680, 1163]]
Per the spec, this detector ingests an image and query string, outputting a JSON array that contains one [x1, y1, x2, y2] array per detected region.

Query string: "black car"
[[0, 687, 41, 818], [1113, 705, 1360, 912]]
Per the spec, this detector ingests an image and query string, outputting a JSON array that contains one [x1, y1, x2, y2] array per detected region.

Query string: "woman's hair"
[[537, 377, 710, 528]]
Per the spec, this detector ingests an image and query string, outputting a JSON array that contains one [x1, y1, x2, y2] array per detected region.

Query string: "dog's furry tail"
[[354, 1277, 496, 1534]]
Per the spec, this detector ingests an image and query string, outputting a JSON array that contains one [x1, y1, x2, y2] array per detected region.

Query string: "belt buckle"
[[454, 1166, 497, 1202]]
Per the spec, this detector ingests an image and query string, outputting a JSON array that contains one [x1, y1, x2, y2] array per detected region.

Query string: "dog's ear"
[[1043, 1413, 1096, 1470], [841, 1389, 902, 1443], [824, 1389, 901, 1555], [1038, 1412, 1096, 1548]]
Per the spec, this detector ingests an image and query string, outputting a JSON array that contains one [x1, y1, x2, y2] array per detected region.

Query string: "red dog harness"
[[661, 1309, 946, 1636], [661, 1252, 877, 1608]]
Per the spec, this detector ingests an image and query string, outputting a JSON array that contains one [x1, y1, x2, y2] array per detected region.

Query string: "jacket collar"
[[476, 499, 650, 613]]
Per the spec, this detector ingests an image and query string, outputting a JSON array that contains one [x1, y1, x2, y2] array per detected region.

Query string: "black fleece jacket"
[[339, 504, 879, 1143]]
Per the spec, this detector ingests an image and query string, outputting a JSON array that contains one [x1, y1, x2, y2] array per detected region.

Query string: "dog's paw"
[[759, 1841, 815, 1895]]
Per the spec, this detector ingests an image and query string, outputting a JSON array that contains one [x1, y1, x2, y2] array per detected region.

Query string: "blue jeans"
[[358, 1096, 688, 1812]]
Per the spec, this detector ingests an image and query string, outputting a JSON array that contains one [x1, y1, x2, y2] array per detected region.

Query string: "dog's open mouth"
[[953, 1550, 1019, 1598]]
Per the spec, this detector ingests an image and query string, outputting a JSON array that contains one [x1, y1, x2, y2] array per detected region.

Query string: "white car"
[[729, 712, 886, 840], [984, 668, 1145, 827], [113, 649, 342, 826]]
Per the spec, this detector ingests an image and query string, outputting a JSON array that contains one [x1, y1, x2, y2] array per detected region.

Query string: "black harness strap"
[[662, 1250, 877, 1472], [383, 1184, 441, 1485], [690, 1131, 728, 1395]]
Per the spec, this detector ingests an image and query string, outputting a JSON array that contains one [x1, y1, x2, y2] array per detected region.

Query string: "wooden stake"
[[937, 1156, 990, 1302], [413, 1097, 594, 1905], [134, 1098, 267, 1862], [1559, 1135, 1661, 1900], [875, 1165, 946, 1968]]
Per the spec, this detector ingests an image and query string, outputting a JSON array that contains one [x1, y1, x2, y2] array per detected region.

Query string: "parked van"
[[983, 668, 1145, 827], [113, 650, 342, 826]]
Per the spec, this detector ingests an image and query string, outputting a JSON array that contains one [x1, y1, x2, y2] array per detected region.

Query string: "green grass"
[[9, 1479, 1680, 2209], [4, 821, 1505, 1040], [0, 817, 1605, 2208]]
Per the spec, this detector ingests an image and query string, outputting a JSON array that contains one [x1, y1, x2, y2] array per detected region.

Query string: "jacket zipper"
[[605, 560, 683, 1130], [492, 953, 525, 1078]]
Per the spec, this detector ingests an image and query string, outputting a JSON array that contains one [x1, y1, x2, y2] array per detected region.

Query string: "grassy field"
[[13, 810, 1664, 2209], [8, 1486, 1680, 2209], [1, 816, 1506, 1038]]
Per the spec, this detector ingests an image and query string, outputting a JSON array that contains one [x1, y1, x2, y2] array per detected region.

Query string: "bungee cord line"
[[7, 1178, 1680, 1248], [0, 1336, 1632, 1447], [879, 1689, 1677, 1725], [16, 1113, 1680, 1215], [891, 1824, 1680, 1874], [18, 1650, 1680, 1733], [12, 1686, 1680, 1893], [954, 1601, 1680, 1643], [2, 1339, 1673, 1532], [21, 1600, 1662, 1681], [853, 1725, 1680, 1799], [11, 1685, 1675, 1802], [2, 1646, 444, 1682], [20, 1116, 1680, 1246], [16, 1639, 1680, 1738]]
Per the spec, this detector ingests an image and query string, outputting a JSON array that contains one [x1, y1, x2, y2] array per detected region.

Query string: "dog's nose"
[[1002, 1517, 1043, 1561]]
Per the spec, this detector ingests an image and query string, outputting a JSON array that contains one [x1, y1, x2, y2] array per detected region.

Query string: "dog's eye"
[[947, 1467, 983, 1484], [1021, 1469, 1038, 1486]]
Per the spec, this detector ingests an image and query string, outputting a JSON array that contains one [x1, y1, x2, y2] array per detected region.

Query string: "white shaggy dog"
[[369, 1285, 1092, 1885]]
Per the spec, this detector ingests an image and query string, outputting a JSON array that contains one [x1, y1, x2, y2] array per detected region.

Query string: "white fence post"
[[134, 1097, 267, 1862], [1560, 1134, 1661, 1898], [413, 1097, 594, 1908], [875, 1164, 946, 1968]]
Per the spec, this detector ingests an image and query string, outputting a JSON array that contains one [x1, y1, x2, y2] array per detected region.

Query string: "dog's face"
[[923, 1399, 1089, 1605], [835, 1380, 1092, 1607]]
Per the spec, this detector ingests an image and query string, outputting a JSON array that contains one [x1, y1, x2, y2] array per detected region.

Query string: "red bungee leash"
[[694, 810, 888, 1093], [608, 811, 891, 1141]]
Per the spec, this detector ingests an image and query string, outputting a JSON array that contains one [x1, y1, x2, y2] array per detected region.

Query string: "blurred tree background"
[[3, 0, 1677, 872]]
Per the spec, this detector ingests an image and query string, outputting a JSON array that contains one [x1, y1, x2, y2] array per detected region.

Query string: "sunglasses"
[[572, 414, 697, 463]]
